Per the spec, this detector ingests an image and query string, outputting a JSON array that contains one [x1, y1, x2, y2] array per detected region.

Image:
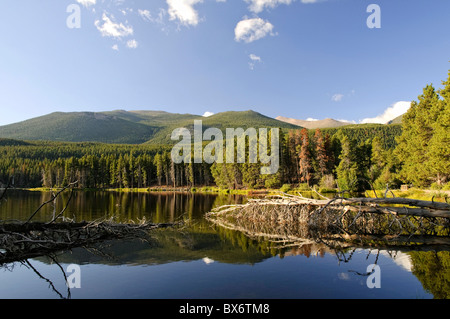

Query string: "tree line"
[[0, 125, 401, 191], [0, 71, 448, 191]]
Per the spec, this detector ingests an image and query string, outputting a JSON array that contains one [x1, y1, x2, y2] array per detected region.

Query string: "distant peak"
[[275, 116, 351, 129]]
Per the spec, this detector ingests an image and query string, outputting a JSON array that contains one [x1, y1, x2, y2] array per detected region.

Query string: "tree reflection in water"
[[1, 191, 449, 299]]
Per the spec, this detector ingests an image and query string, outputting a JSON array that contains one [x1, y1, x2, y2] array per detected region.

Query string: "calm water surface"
[[0, 190, 448, 299]]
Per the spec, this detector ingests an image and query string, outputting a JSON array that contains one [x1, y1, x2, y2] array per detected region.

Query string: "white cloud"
[[360, 101, 411, 124], [331, 93, 344, 102], [202, 257, 215, 264], [306, 117, 319, 121], [245, 0, 321, 13], [249, 53, 262, 70], [76, 0, 96, 7], [138, 8, 169, 32], [120, 8, 133, 15], [138, 9, 152, 21], [249, 54, 261, 62], [235, 17, 275, 43], [94, 13, 133, 38], [113, 0, 125, 6], [381, 251, 412, 272], [338, 272, 350, 280], [112, 44, 119, 51], [203, 111, 214, 117], [126, 39, 138, 49], [245, 0, 293, 13], [166, 0, 204, 26]]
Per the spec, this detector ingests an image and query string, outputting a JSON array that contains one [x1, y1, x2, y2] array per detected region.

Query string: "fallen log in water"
[[0, 219, 179, 265], [0, 181, 182, 265], [205, 192, 450, 249], [243, 193, 450, 218]]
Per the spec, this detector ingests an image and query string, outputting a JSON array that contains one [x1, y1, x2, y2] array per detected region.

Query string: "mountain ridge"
[[0, 109, 404, 145], [0, 110, 300, 145]]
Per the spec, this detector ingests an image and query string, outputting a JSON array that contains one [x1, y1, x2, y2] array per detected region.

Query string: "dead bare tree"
[[26, 181, 79, 224], [0, 176, 14, 203]]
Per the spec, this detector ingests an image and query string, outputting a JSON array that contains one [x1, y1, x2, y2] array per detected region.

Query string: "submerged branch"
[[0, 219, 179, 265], [0, 182, 182, 265]]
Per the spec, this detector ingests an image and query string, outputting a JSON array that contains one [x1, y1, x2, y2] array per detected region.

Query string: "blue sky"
[[1, 0, 449, 126]]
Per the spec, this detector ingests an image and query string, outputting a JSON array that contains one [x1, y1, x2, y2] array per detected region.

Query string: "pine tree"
[[116, 155, 128, 188], [428, 72, 450, 185], [109, 158, 117, 188], [396, 84, 443, 186], [128, 151, 135, 188], [42, 163, 52, 188], [336, 135, 358, 192], [354, 139, 372, 191], [242, 163, 262, 189], [287, 130, 301, 183], [162, 151, 170, 186], [324, 133, 335, 175], [298, 128, 313, 186], [187, 161, 194, 187], [369, 136, 386, 183], [374, 148, 402, 189], [313, 128, 328, 181], [153, 153, 163, 186]]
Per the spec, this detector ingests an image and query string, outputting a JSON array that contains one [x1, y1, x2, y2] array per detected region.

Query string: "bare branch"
[[25, 181, 78, 224]]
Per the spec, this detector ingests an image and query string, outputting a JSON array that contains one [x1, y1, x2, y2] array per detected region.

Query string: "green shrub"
[[264, 175, 282, 189], [280, 184, 292, 193], [430, 182, 442, 190], [297, 183, 310, 191]]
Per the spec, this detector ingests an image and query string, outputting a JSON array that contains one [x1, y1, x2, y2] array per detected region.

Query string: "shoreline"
[[7, 186, 450, 202], [14, 186, 278, 196]]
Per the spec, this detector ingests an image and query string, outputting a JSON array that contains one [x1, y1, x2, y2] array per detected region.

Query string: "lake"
[[0, 190, 448, 300]]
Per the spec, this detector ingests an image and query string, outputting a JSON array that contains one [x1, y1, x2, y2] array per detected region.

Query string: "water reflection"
[[0, 190, 244, 223], [4, 234, 448, 299], [0, 190, 449, 299]]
